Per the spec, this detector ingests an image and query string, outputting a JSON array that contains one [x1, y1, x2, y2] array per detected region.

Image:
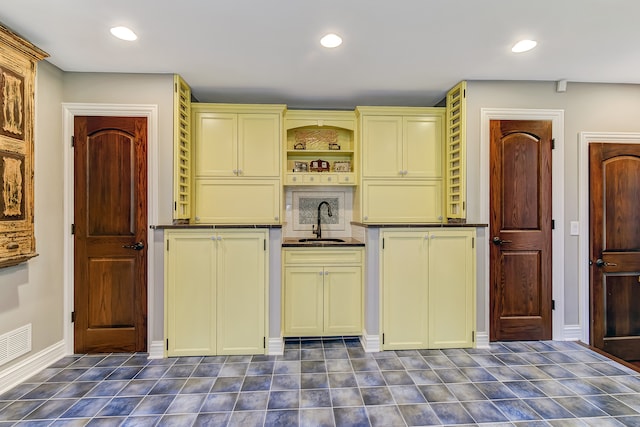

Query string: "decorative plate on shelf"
[[310, 159, 330, 172], [333, 161, 351, 172]]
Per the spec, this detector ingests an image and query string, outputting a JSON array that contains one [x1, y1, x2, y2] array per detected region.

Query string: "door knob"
[[492, 237, 512, 245], [595, 258, 617, 267], [123, 241, 144, 250]]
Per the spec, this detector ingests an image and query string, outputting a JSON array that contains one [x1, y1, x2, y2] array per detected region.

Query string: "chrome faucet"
[[313, 201, 333, 239]]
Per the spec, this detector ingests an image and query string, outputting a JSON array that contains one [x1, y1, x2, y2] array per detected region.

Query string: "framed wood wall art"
[[0, 24, 47, 268]]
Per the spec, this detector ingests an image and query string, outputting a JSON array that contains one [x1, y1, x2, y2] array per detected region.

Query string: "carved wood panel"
[[0, 24, 47, 268]]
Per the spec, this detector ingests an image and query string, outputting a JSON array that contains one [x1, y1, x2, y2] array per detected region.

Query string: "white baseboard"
[[563, 325, 583, 342], [148, 340, 164, 359], [475, 332, 490, 349], [361, 330, 381, 353], [268, 337, 284, 356], [0, 340, 66, 394]]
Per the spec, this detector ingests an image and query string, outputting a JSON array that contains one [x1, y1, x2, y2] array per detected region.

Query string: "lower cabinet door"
[[428, 230, 475, 349], [324, 266, 363, 335], [216, 231, 266, 355], [382, 231, 429, 350], [283, 267, 324, 336], [165, 233, 216, 356]]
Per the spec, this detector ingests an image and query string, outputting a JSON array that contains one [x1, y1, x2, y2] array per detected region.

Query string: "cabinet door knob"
[[319, 271, 324, 276], [292, 176, 297, 182], [237, 169, 243, 175], [310, 177, 314, 181], [217, 236, 222, 241], [233, 169, 238, 175], [274, 216, 279, 221], [324, 271, 329, 276], [327, 177, 332, 182], [363, 216, 368, 220]]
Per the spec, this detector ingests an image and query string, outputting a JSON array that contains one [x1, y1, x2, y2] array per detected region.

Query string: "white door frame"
[[62, 103, 159, 356], [578, 132, 640, 344], [480, 108, 565, 342]]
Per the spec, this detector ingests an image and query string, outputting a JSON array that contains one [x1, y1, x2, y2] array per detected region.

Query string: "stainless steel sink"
[[298, 238, 346, 243]]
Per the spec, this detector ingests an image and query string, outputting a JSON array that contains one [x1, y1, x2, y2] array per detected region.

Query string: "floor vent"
[[0, 324, 32, 366]]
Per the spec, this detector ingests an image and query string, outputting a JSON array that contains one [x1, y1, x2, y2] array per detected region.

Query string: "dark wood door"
[[590, 142, 640, 362], [490, 120, 553, 341], [74, 116, 147, 353]]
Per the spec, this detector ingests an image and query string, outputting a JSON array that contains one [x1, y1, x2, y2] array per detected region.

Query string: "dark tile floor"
[[1, 339, 639, 426]]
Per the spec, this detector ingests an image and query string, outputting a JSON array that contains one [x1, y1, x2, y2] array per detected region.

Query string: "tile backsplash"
[[284, 187, 354, 238]]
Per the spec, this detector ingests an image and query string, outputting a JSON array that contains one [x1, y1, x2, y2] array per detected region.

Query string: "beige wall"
[[465, 80, 640, 335], [0, 61, 65, 373]]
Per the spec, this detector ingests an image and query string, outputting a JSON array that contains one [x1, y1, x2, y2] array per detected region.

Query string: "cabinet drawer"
[[0, 232, 33, 258], [284, 249, 362, 265], [337, 173, 355, 184]]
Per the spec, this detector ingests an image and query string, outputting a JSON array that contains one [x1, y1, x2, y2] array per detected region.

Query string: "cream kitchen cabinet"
[[164, 229, 268, 356], [359, 107, 444, 179], [193, 104, 284, 178], [356, 106, 445, 223], [381, 228, 475, 350], [283, 248, 363, 336], [191, 103, 285, 224]]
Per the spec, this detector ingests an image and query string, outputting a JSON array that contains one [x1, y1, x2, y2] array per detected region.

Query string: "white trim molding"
[[0, 340, 66, 394], [62, 103, 159, 356], [480, 109, 565, 341], [578, 132, 640, 344], [268, 338, 284, 356], [361, 330, 381, 353], [475, 332, 490, 349]]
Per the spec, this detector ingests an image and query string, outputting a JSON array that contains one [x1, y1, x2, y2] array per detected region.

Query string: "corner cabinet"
[[164, 229, 268, 356], [283, 110, 357, 186], [356, 107, 445, 223], [191, 103, 285, 224], [282, 248, 363, 336], [381, 228, 475, 350]]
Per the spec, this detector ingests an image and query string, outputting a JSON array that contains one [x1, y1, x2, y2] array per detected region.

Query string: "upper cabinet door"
[[361, 115, 403, 178], [194, 112, 238, 177], [404, 116, 442, 178], [238, 113, 281, 177]]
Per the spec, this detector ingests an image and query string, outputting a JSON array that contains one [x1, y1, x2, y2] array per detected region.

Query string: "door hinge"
[[552, 220, 555, 229], [382, 238, 385, 250], [552, 138, 555, 149], [71, 135, 75, 147], [472, 331, 475, 342], [166, 339, 169, 350], [472, 237, 474, 249], [174, 201, 177, 211], [552, 300, 556, 310], [382, 333, 385, 344], [175, 82, 178, 92], [166, 240, 169, 251], [71, 224, 75, 235], [71, 311, 75, 323], [463, 88, 466, 98], [263, 337, 266, 349], [264, 240, 266, 251]]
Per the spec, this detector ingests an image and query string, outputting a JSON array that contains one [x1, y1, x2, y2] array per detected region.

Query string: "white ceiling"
[[1, 0, 639, 108]]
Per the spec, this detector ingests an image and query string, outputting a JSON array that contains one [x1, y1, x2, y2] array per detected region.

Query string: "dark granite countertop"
[[350, 222, 487, 228], [151, 224, 282, 230]]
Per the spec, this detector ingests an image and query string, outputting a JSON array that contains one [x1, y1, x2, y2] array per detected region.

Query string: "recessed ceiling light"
[[320, 33, 342, 48], [511, 39, 537, 53], [110, 26, 138, 41]]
